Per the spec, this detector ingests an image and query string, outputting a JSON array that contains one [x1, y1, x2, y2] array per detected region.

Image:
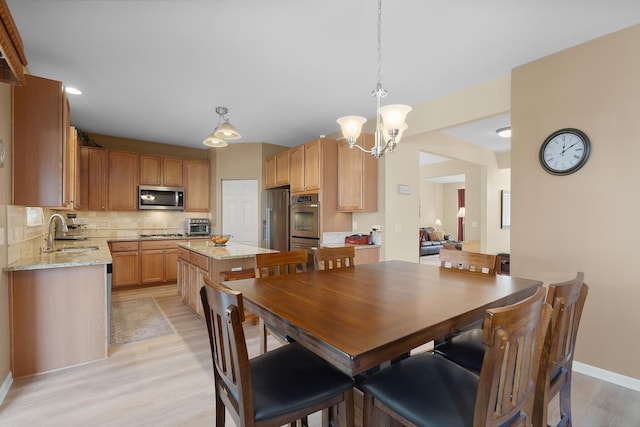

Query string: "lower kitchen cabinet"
[[354, 246, 380, 265], [109, 241, 140, 287], [176, 247, 209, 318], [140, 240, 184, 284]]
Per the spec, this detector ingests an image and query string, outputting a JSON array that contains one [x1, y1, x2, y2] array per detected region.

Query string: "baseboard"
[[574, 361, 640, 392], [0, 371, 13, 406]]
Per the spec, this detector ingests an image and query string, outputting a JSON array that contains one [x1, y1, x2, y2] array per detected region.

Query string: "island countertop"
[[4, 239, 113, 272], [177, 240, 277, 260]]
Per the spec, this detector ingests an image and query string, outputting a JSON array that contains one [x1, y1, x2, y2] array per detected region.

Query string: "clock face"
[[539, 128, 591, 175]]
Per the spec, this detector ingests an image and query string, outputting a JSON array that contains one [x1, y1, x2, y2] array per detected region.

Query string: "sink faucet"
[[47, 213, 68, 251]]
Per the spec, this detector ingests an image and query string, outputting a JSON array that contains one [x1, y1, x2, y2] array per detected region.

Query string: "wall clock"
[[539, 128, 591, 175]]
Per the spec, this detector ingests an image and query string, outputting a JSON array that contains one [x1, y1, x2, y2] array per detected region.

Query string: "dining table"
[[224, 260, 542, 376]]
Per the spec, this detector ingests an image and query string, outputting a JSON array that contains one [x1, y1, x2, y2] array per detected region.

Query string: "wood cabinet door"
[[184, 159, 210, 212], [289, 146, 304, 192], [139, 154, 162, 185], [12, 74, 66, 207], [275, 150, 290, 186], [264, 155, 276, 188], [140, 249, 165, 284], [304, 139, 321, 191], [337, 140, 364, 211], [108, 150, 139, 210], [165, 249, 178, 282], [354, 247, 380, 265], [79, 146, 108, 211], [111, 251, 140, 287], [163, 157, 184, 187], [177, 258, 189, 302]]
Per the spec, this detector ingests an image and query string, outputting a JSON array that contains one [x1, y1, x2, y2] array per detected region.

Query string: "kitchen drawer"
[[141, 240, 184, 250], [190, 252, 209, 272], [110, 241, 140, 252], [177, 247, 191, 261]]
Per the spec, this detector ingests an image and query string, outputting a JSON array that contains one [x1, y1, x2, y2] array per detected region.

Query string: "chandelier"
[[336, 0, 411, 158], [203, 106, 241, 147]]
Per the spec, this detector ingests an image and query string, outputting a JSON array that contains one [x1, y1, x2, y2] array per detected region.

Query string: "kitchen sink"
[[45, 246, 100, 253]]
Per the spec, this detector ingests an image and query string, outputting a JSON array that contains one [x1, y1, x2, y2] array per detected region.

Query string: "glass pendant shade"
[[203, 133, 228, 147], [213, 121, 241, 140], [379, 104, 412, 130], [337, 116, 367, 142], [382, 123, 408, 144]]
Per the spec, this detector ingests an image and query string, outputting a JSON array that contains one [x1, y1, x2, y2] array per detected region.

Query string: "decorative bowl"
[[211, 234, 231, 246]]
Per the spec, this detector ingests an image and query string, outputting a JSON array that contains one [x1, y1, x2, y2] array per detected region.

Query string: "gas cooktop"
[[139, 233, 184, 238]]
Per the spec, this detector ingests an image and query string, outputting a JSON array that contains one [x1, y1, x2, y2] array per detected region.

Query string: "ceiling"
[[7, 1, 640, 152]]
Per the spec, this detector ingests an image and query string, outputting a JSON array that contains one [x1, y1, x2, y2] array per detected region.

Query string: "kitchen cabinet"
[[184, 159, 210, 212], [354, 246, 380, 265], [12, 74, 74, 208], [107, 150, 139, 210], [177, 247, 190, 303], [289, 138, 322, 194], [139, 154, 183, 187], [140, 240, 183, 284], [337, 133, 378, 212], [0, 2, 28, 86], [176, 247, 209, 317], [79, 146, 108, 210], [109, 241, 140, 287], [264, 150, 290, 189]]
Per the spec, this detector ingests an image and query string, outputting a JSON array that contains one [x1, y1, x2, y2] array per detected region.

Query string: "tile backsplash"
[[6, 206, 211, 264]]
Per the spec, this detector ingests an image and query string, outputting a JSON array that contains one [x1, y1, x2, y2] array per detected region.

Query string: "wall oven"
[[290, 193, 319, 239]]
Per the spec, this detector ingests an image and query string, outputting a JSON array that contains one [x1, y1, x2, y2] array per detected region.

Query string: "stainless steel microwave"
[[138, 185, 185, 210]]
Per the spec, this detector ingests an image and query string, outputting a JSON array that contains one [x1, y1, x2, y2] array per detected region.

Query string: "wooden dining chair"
[[200, 277, 355, 427], [439, 248, 497, 274], [314, 246, 355, 270], [254, 250, 309, 354], [435, 272, 588, 427], [361, 286, 551, 427], [220, 269, 259, 326]]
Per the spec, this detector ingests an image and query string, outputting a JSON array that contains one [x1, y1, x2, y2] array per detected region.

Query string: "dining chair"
[[439, 248, 497, 274], [220, 269, 259, 326], [254, 250, 309, 354], [360, 286, 551, 427], [200, 277, 355, 427], [314, 246, 355, 270], [434, 272, 588, 427]]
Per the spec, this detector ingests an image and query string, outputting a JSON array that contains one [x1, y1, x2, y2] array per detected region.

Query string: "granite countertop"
[[321, 243, 381, 249], [4, 239, 113, 272], [178, 240, 277, 260]]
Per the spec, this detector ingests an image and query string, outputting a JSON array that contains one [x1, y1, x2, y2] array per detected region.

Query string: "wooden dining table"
[[224, 260, 541, 376]]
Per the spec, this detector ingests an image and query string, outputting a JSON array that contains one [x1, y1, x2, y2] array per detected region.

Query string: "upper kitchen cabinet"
[[0, 1, 28, 86], [184, 159, 210, 212], [139, 154, 183, 187], [337, 133, 378, 212], [264, 150, 290, 189], [12, 74, 75, 208], [289, 138, 323, 194], [107, 150, 139, 210], [79, 146, 107, 210]]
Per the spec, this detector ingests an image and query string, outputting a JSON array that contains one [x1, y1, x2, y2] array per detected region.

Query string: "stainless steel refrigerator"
[[262, 188, 290, 251]]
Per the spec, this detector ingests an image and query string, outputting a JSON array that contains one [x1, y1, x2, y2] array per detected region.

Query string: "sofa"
[[419, 227, 454, 256]]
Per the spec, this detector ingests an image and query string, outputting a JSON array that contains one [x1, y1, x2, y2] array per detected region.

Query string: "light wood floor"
[[2, 283, 640, 426]]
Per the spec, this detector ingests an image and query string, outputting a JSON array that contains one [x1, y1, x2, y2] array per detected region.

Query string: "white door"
[[222, 179, 259, 246]]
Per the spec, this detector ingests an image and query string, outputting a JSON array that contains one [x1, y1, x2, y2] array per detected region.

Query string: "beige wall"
[[0, 82, 11, 391], [512, 24, 640, 378], [88, 132, 208, 160]]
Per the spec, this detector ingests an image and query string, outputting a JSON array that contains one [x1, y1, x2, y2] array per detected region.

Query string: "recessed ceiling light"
[[496, 127, 511, 138], [65, 86, 82, 95]]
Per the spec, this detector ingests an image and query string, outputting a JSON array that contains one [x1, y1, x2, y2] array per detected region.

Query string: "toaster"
[[345, 234, 369, 245]]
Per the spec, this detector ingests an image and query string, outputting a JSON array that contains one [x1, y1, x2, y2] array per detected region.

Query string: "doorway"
[[222, 179, 259, 246]]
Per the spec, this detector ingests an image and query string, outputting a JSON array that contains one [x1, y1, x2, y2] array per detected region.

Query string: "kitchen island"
[[4, 240, 112, 378], [176, 240, 277, 318]]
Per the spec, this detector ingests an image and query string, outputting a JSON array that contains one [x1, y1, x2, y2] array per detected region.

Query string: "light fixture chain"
[[377, 0, 382, 88]]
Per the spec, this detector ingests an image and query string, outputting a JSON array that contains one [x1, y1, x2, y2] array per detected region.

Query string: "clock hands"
[[560, 141, 579, 156]]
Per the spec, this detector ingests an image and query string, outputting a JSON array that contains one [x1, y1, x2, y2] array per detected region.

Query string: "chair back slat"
[[474, 286, 551, 427], [314, 246, 356, 270], [255, 250, 308, 277], [534, 272, 588, 427], [200, 277, 254, 426], [439, 248, 496, 274]]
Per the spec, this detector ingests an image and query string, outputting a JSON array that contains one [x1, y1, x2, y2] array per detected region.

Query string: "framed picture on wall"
[[501, 190, 511, 229]]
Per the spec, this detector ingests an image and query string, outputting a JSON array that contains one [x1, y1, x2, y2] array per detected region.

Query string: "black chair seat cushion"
[[434, 328, 485, 374], [360, 353, 479, 427], [248, 342, 354, 421]]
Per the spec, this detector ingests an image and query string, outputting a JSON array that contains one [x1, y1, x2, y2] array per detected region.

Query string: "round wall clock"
[[539, 128, 591, 175]]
